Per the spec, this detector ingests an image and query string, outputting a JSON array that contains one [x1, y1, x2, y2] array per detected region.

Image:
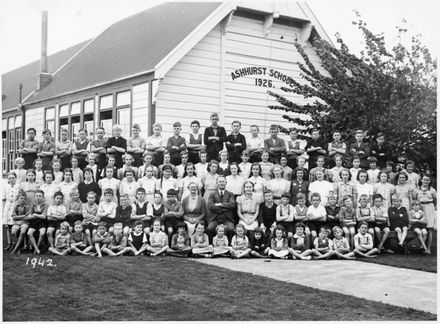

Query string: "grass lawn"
[[3, 254, 436, 321]]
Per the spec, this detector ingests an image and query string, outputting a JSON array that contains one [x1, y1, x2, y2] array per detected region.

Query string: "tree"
[[268, 13, 437, 169]]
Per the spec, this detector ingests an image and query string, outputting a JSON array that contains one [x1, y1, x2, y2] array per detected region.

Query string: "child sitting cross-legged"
[[93, 221, 112, 258], [288, 222, 313, 260], [353, 221, 378, 258], [48, 221, 71, 256], [146, 218, 169, 256], [230, 223, 251, 259], [212, 224, 231, 257], [70, 221, 94, 256], [128, 220, 149, 256], [191, 221, 213, 257], [167, 221, 191, 257], [311, 226, 334, 260], [249, 227, 269, 258], [268, 225, 290, 259], [331, 226, 356, 260], [102, 222, 130, 256]]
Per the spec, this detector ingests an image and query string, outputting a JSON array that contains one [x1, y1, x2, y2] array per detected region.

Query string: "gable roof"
[[23, 1, 331, 105], [2, 40, 89, 112]]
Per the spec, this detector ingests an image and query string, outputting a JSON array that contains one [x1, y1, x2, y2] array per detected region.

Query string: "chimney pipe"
[[40, 10, 48, 73]]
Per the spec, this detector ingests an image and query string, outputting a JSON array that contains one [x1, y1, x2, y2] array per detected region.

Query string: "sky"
[[0, 0, 438, 74]]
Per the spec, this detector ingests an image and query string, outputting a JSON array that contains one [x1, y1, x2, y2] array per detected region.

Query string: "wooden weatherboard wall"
[[155, 12, 324, 140]]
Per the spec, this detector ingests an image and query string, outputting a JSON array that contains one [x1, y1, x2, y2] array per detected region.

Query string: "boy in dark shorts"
[[70, 221, 94, 255], [115, 194, 133, 236], [93, 221, 112, 257], [26, 189, 48, 255], [163, 189, 184, 242], [131, 187, 153, 235]]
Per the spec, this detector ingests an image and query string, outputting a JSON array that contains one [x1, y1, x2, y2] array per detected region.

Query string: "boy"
[[19, 127, 39, 169], [10, 192, 29, 254], [309, 155, 332, 182], [114, 194, 133, 235], [186, 120, 205, 164], [304, 128, 326, 169], [163, 189, 184, 240], [285, 128, 305, 170], [367, 157, 380, 184], [225, 120, 246, 164], [332, 226, 356, 259], [55, 128, 72, 170], [204, 112, 227, 162], [353, 221, 378, 257], [72, 128, 91, 170], [276, 193, 295, 238], [325, 193, 340, 234], [249, 227, 269, 258], [90, 126, 108, 171], [127, 123, 146, 167], [371, 194, 393, 253], [82, 191, 99, 246], [327, 131, 346, 166], [27, 189, 48, 254], [48, 221, 71, 256], [105, 124, 127, 169], [70, 221, 94, 255], [370, 132, 389, 169], [37, 129, 55, 170], [388, 196, 409, 248], [93, 221, 112, 257], [312, 226, 334, 260], [264, 124, 286, 165], [349, 130, 369, 169], [167, 122, 186, 166], [102, 222, 130, 256], [246, 125, 264, 163], [97, 188, 117, 229], [145, 123, 166, 167], [131, 187, 153, 234], [306, 193, 327, 243]]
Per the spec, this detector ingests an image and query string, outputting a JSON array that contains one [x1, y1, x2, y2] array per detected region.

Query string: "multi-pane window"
[[99, 94, 113, 137], [45, 107, 55, 138], [83, 99, 95, 138], [116, 91, 131, 137]]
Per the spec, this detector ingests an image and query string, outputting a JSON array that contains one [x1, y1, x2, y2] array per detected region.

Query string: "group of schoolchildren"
[[3, 112, 437, 259]]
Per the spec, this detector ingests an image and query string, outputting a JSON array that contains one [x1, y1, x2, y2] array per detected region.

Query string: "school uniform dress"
[[394, 184, 413, 211], [413, 187, 437, 229], [129, 231, 148, 250], [212, 235, 231, 255], [236, 194, 260, 231], [264, 137, 286, 165], [226, 133, 246, 164], [105, 136, 127, 169], [20, 138, 39, 169], [204, 126, 227, 162], [186, 133, 203, 164], [268, 237, 289, 258], [73, 139, 90, 170]]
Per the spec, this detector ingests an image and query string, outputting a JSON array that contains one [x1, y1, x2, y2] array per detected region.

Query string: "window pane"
[[100, 94, 113, 110], [72, 122, 81, 142], [116, 91, 131, 107], [14, 115, 22, 128], [46, 107, 55, 119], [100, 110, 113, 137], [8, 117, 14, 129], [71, 102, 81, 115], [2, 119, 6, 130], [152, 80, 159, 104], [15, 129, 22, 150], [84, 99, 94, 114], [46, 121, 55, 136], [59, 104, 69, 117], [8, 130, 14, 150], [117, 108, 130, 138]]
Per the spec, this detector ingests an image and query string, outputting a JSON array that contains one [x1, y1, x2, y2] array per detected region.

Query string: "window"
[[70, 102, 81, 141], [45, 107, 55, 137], [8, 117, 15, 170], [2, 119, 6, 171], [59, 104, 69, 138], [99, 95, 113, 137], [116, 91, 131, 137], [14, 115, 22, 159], [83, 99, 95, 137]]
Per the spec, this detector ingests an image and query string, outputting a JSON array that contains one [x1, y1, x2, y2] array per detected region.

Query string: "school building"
[[1, 2, 331, 173]]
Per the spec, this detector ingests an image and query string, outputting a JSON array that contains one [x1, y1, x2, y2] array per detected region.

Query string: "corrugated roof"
[[2, 40, 89, 111], [26, 2, 223, 104]]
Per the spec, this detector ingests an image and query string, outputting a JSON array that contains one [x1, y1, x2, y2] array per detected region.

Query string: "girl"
[[3, 172, 20, 251], [225, 163, 244, 197], [248, 162, 267, 203], [155, 165, 178, 203], [182, 182, 206, 237], [128, 221, 149, 255], [85, 153, 99, 182], [212, 224, 231, 257], [102, 222, 130, 256], [59, 168, 78, 206], [10, 191, 29, 254], [158, 151, 176, 178], [138, 152, 159, 179], [46, 191, 67, 250], [338, 195, 357, 249], [413, 174, 437, 253], [354, 170, 373, 207], [118, 153, 138, 181], [175, 151, 189, 179], [236, 181, 260, 232], [202, 160, 219, 215], [334, 169, 356, 207], [239, 151, 252, 179], [294, 193, 310, 238], [27, 189, 48, 254], [356, 194, 375, 236], [349, 156, 361, 185], [268, 225, 289, 259], [388, 196, 409, 248], [265, 165, 290, 204], [138, 165, 157, 204], [191, 221, 213, 257], [311, 227, 334, 260], [195, 151, 208, 181], [217, 150, 230, 176], [259, 150, 274, 181], [51, 159, 63, 184], [20, 169, 40, 205], [71, 156, 84, 184], [308, 170, 334, 207], [40, 170, 61, 206], [100, 155, 118, 180], [332, 226, 356, 259], [98, 166, 120, 203], [230, 223, 251, 259], [373, 171, 395, 210], [258, 190, 277, 235], [280, 155, 293, 181], [119, 168, 139, 204], [394, 171, 413, 211], [408, 200, 429, 253], [48, 221, 71, 255], [276, 193, 296, 238], [146, 218, 169, 256], [178, 163, 203, 201], [306, 193, 327, 243], [309, 155, 331, 182], [367, 157, 380, 184], [151, 191, 165, 224], [167, 221, 191, 257], [78, 168, 101, 203], [329, 154, 344, 183], [33, 158, 45, 185], [288, 222, 312, 260], [291, 169, 309, 207], [12, 157, 27, 184]]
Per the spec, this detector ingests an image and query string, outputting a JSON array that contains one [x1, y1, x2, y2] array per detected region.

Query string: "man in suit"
[[264, 124, 286, 165], [204, 113, 227, 162], [207, 175, 236, 240]]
